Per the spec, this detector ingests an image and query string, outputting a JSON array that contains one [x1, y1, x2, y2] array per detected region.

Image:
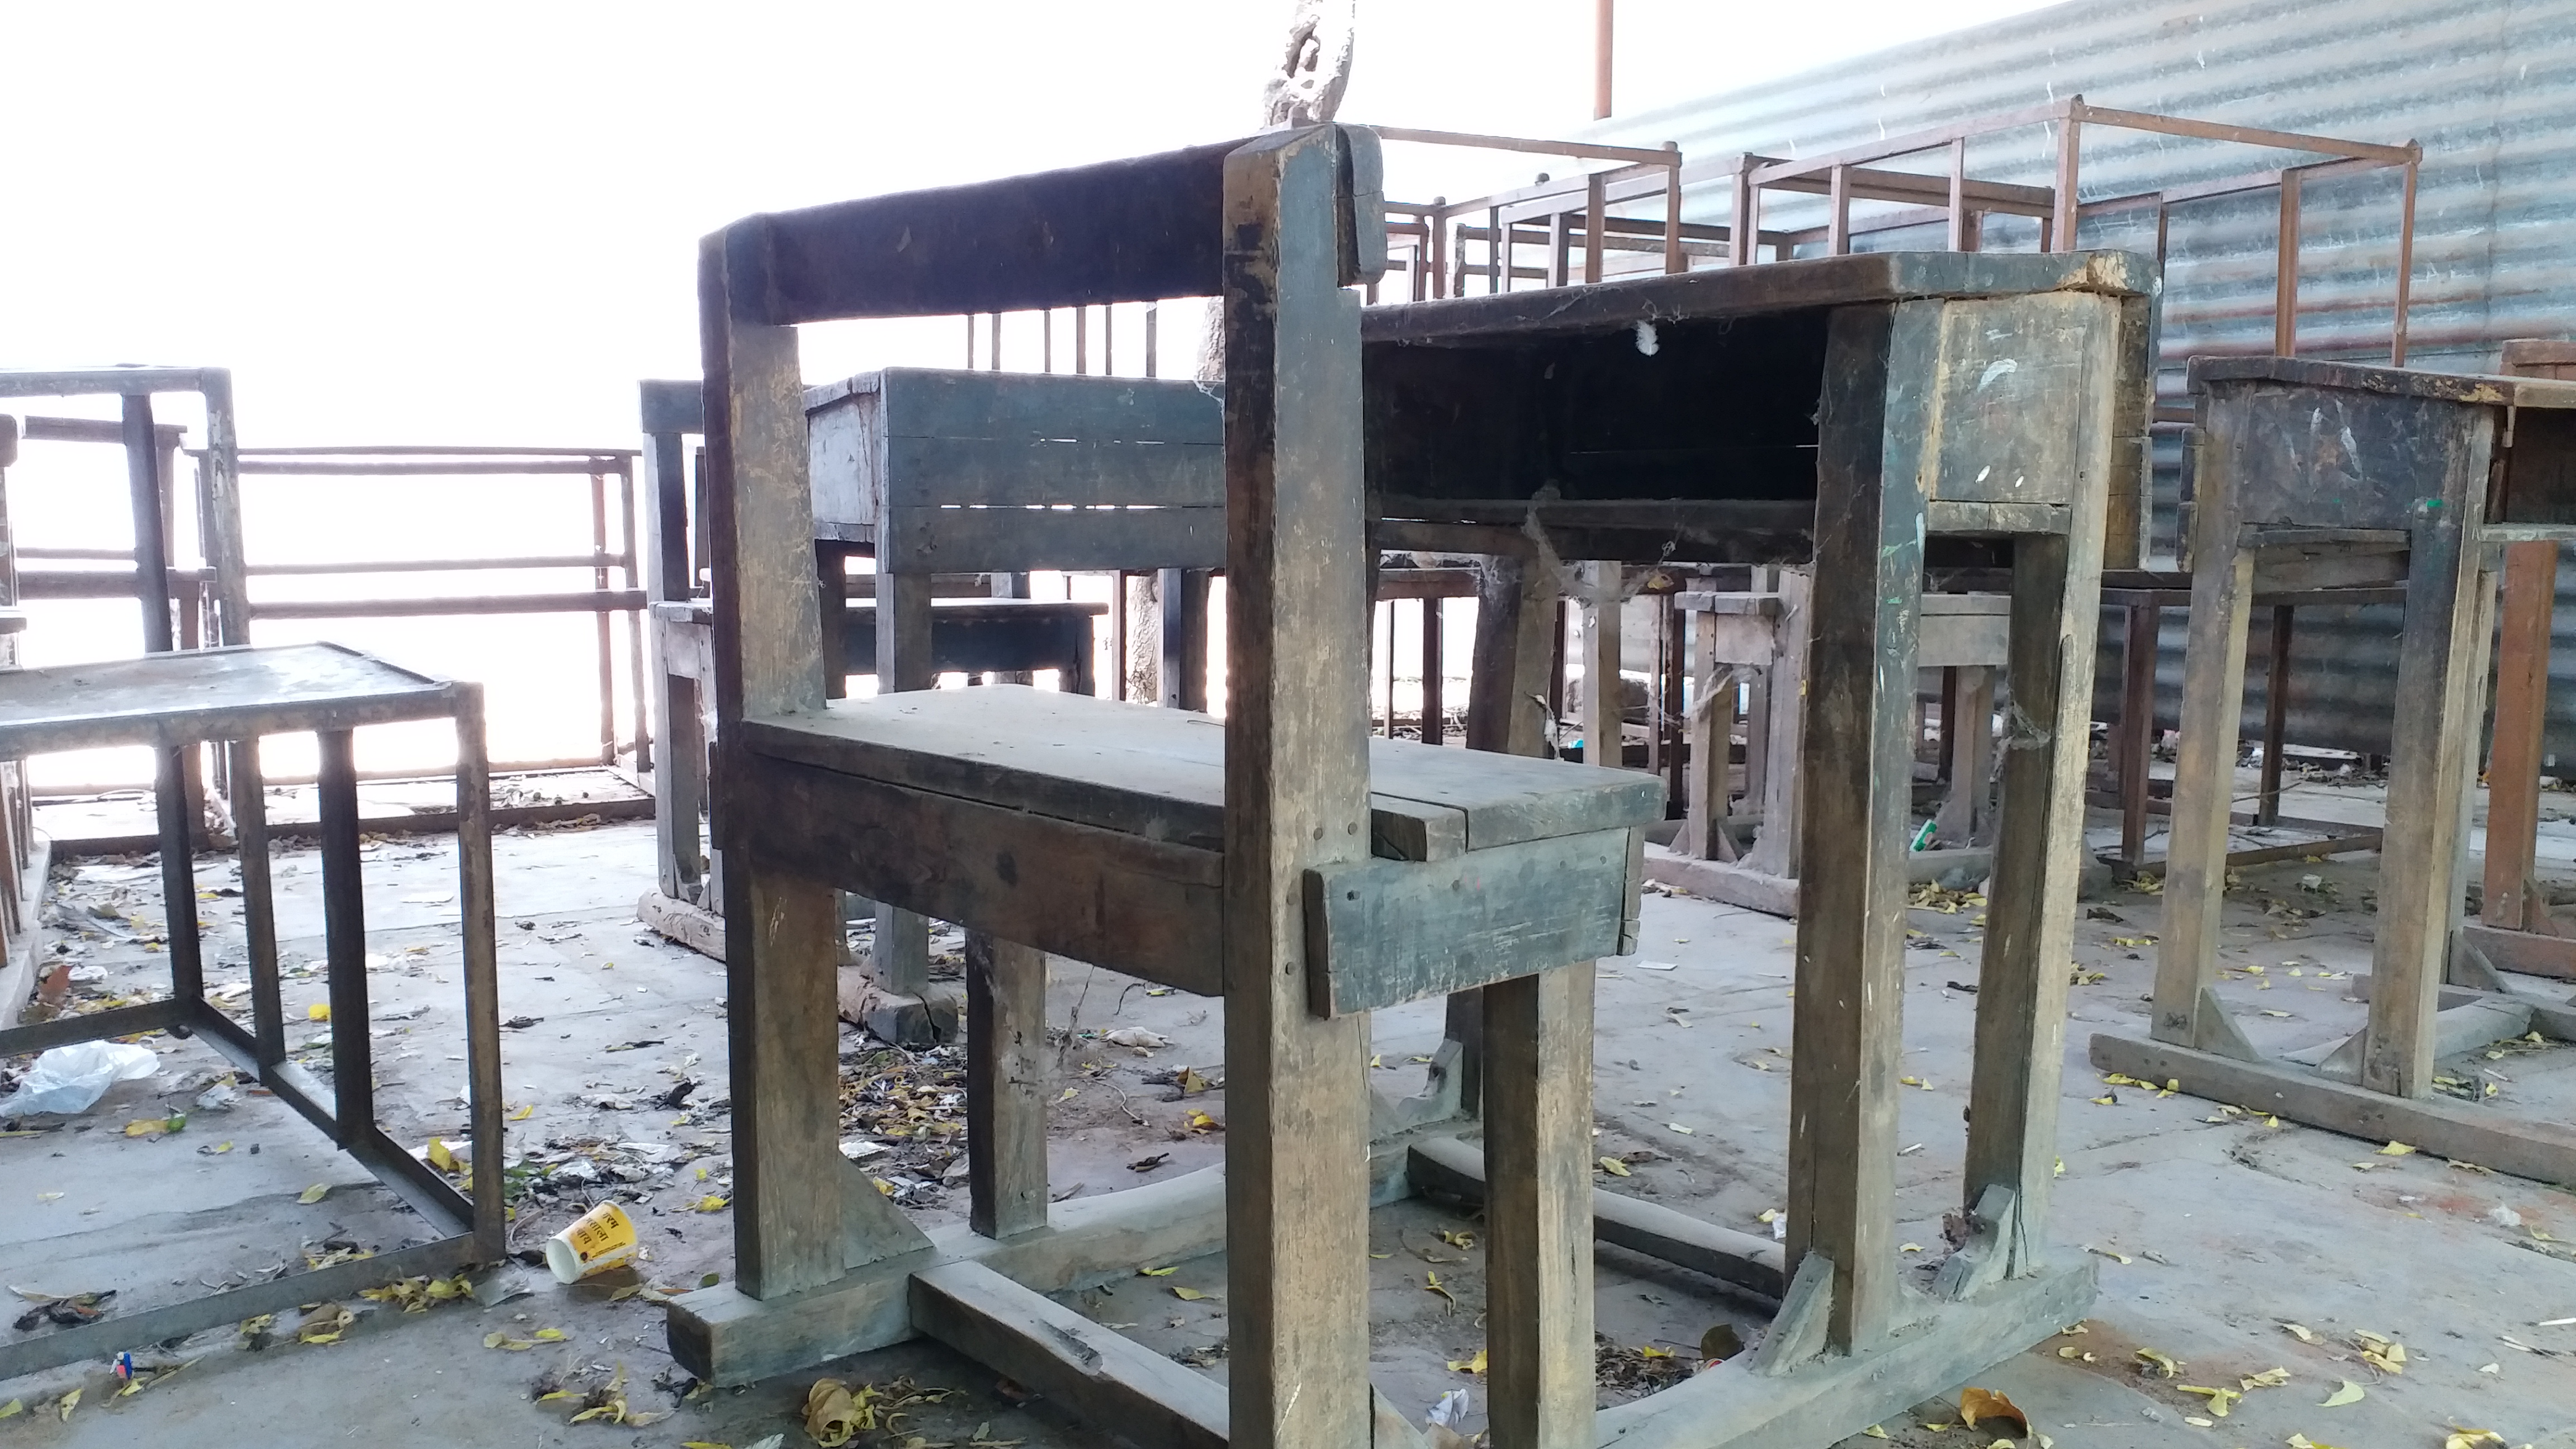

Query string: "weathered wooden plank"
[[702, 228, 846, 1304], [1640, 846, 1800, 918], [718, 858, 851, 1298], [1738, 569, 1808, 879], [1304, 828, 1631, 1015], [2482, 541, 2556, 931], [1482, 963, 1596, 1449], [669, 1161, 1232, 1385], [911, 1261, 1229, 1449], [2455, 922, 2576, 981], [1581, 561, 1623, 767], [739, 686, 1654, 861], [864, 366, 1225, 446], [1407, 1135, 1787, 1300], [1916, 612, 2008, 669], [745, 138, 1247, 324], [878, 503, 1229, 575], [1911, 290, 2117, 510], [877, 435, 1222, 510], [738, 753, 1223, 995], [2090, 1032, 2576, 1184], [1959, 284, 2115, 1255], [702, 231, 827, 726], [1220, 124, 1380, 1449], [1592, 1266, 2097, 1449], [1362, 248, 2154, 347], [2362, 415, 2495, 1097], [2151, 435, 2256, 1052], [967, 935, 1050, 1238], [1786, 302, 1914, 1352], [640, 377, 704, 436]]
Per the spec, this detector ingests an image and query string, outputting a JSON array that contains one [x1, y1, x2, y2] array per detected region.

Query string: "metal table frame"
[[0, 641, 501, 1380]]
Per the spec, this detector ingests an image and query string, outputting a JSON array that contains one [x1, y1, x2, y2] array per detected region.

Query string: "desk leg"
[[2256, 605, 2294, 826], [966, 933, 1048, 1238], [2364, 517, 2489, 1097], [1965, 515, 2101, 1259], [1935, 665, 1994, 845], [1483, 962, 1595, 1449], [1786, 305, 1916, 1352], [453, 688, 507, 1253], [874, 567, 935, 997], [231, 737, 285, 1068], [153, 743, 203, 1017], [319, 731, 372, 1141], [2483, 541, 2556, 932], [2153, 508, 2255, 1055], [2118, 603, 2158, 872]]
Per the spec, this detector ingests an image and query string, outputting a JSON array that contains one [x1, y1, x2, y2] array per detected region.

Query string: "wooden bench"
[[2092, 356, 2576, 1185], [670, 125, 1682, 1449]]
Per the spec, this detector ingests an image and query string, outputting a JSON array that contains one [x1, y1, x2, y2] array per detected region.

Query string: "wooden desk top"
[[739, 684, 1663, 861]]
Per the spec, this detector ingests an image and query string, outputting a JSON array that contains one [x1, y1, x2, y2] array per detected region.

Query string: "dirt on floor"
[[3, 783, 2575, 1448]]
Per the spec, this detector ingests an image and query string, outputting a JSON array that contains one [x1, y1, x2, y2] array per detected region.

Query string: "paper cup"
[[544, 1201, 638, 1284]]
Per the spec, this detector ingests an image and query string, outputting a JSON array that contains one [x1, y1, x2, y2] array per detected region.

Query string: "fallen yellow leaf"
[[1172, 1286, 1216, 1301], [298, 1183, 330, 1205], [2177, 1385, 2239, 1417], [2242, 1366, 2291, 1389], [510, 1103, 535, 1121], [0, 1399, 18, 1420], [2376, 1142, 2416, 1157], [693, 1195, 728, 1212], [427, 1138, 457, 1172], [2320, 1380, 2364, 1407], [1598, 1156, 1632, 1176], [2282, 1322, 2321, 1343], [308, 1003, 330, 1021], [2445, 1429, 2507, 1449], [1666, 1123, 1694, 1135], [484, 1332, 536, 1351], [1447, 1348, 1488, 1375], [58, 1389, 78, 1422], [1139, 1266, 1177, 1277], [2135, 1347, 2180, 1377]]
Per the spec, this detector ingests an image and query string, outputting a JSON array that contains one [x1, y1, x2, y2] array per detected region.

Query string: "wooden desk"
[[2095, 356, 2576, 1185]]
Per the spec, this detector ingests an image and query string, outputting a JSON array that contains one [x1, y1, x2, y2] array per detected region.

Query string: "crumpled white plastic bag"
[[0, 1041, 159, 1116]]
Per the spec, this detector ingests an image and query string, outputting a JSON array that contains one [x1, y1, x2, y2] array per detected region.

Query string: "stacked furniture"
[[0, 368, 501, 1381], [1666, 575, 2011, 916], [667, 122, 2152, 1448], [2094, 358, 2576, 1183], [634, 376, 1116, 970]]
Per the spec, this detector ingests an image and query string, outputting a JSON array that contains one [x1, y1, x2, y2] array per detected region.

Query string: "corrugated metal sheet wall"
[[1586, 0, 2576, 762]]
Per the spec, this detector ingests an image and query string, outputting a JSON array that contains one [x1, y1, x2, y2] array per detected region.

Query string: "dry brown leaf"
[[1958, 1387, 2028, 1434], [805, 1378, 861, 1448]]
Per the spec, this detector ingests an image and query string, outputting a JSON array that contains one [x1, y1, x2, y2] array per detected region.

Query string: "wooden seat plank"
[[739, 683, 1661, 861]]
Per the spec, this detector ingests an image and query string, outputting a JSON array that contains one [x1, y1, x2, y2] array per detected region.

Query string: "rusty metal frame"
[[219, 446, 649, 768], [1709, 96, 2421, 376]]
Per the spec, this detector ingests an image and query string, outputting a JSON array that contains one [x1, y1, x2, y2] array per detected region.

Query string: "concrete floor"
[[4, 764, 2575, 1448]]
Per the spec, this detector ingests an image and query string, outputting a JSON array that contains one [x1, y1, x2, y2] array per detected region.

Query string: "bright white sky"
[[2, 0, 2063, 446], [2, 0, 2061, 773]]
